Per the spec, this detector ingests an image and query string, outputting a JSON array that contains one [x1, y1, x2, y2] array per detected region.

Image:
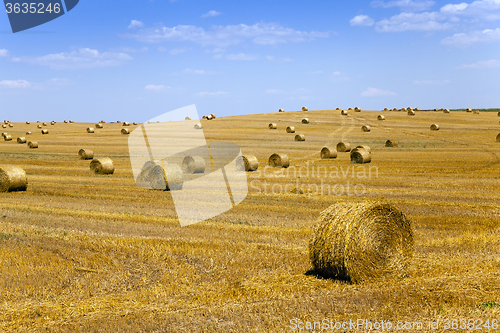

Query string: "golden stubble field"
[[0, 109, 499, 332]]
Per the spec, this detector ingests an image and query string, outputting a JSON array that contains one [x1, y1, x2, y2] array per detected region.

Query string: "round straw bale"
[[309, 201, 414, 282], [42, 122, 47, 126], [321, 147, 337, 159], [137, 162, 183, 191], [50, 121, 55, 125], [133, 122, 137, 125], [100, 120, 106, 123], [466, 108, 472, 112], [377, 115, 385, 120], [117, 121, 121, 123], [443, 109, 450, 113], [25, 131, 31, 135], [194, 124, 202, 129], [8, 123, 13, 128], [185, 116, 192, 120], [268, 153, 289, 168], [361, 125, 371, 132], [4, 135, 12, 141], [302, 107, 308, 111], [26, 121, 30, 124], [415, 108, 419, 111], [392, 108, 398, 112], [202, 116, 207, 120], [69, 120, 74, 123], [64, 120, 68, 123], [473, 110, 479, 114], [37, 125, 42, 129], [17, 137, 26, 144], [210, 114, 216, 119], [279, 108, 285, 112], [434, 108, 439, 112], [28, 141, 38, 149], [90, 158, 114, 175], [269, 123, 277, 129], [496, 133, 500, 142], [341, 110, 348, 115], [385, 140, 399, 147], [96, 123, 103, 129], [383, 108, 388, 112], [236, 155, 259, 171], [401, 108, 406, 112], [350, 149, 371, 164], [407, 107, 413, 112], [78, 149, 94, 160], [123, 121, 130, 126], [348, 107, 353, 111], [302, 118, 309, 124], [0, 166, 28, 192], [430, 124, 440, 131], [1, 132, 7, 137], [182, 156, 205, 174], [497, 112, 500, 117], [87, 127, 95, 133], [336, 142, 351, 152], [41, 129, 48, 134], [354, 107, 361, 112], [295, 134, 305, 141], [3, 120, 9, 124], [121, 128, 130, 135], [1, 124, 6, 129], [407, 110, 415, 116], [206, 115, 213, 120], [354, 145, 371, 153], [286, 126, 295, 133]]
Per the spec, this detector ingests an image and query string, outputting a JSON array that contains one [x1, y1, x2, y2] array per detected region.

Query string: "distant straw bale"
[[320, 147, 337, 159], [26, 121, 30, 124], [121, 128, 130, 135], [443, 109, 450, 113], [87, 127, 95, 133], [336, 142, 351, 152], [4, 135, 12, 141], [96, 123, 103, 129], [37, 125, 42, 129], [407, 109, 415, 116], [133, 122, 138, 125], [8, 124, 13, 128], [194, 124, 202, 129], [0, 166, 28, 192], [341, 110, 348, 116], [268, 153, 289, 168], [41, 129, 48, 134], [25, 131, 31, 135], [377, 115, 385, 120], [236, 155, 259, 172], [185, 116, 192, 120], [279, 108, 285, 112], [122, 121, 130, 126], [28, 141, 38, 149], [354, 107, 361, 112], [295, 134, 305, 141], [90, 158, 114, 175], [361, 125, 371, 132], [473, 110, 479, 114], [182, 156, 205, 174], [430, 124, 440, 131], [17, 137, 26, 144], [1, 124, 6, 129], [466, 108, 472, 112], [354, 145, 371, 153], [269, 123, 277, 129], [302, 118, 309, 124], [350, 148, 371, 163], [286, 126, 295, 133], [136, 161, 183, 191], [42, 122, 47, 126], [302, 107, 308, 111], [383, 108, 388, 112], [1, 132, 7, 137], [385, 140, 399, 147], [78, 149, 94, 160], [309, 201, 414, 282]]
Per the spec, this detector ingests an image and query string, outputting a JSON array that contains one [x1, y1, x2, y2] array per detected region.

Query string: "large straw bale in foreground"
[[236, 155, 259, 171], [90, 158, 114, 175], [269, 153, 289, 168], [0, 166, 28, 192], [350, 147, 372, 163], [309, 201, 414, 283], [136, 161, 183, 191]]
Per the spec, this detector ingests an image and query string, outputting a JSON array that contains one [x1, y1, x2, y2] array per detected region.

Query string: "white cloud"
[[361, 87, 396, 97], [0, 49, 8, 57], [128, 20, 144, 29], [440, 0, 500, 21], [183, 68, 212, 74], [226, 53, 258, 60], [456, 59, 500, 68], [413, 79, 451, 84], [441, 28, 500, 46], [12, 48, 133, 70], [201, 10, 221, 18], [376, 11, 452, 32], [125, 23, 330, 47], [197, 91, 229, 96], [350, 15, 375, 26], [0, 80, 31, 88], [371, 0, 436, 11], [145, 84, 170, 91]]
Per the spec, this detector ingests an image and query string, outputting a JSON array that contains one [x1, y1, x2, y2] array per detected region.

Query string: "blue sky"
[[1, 0, 499, 121]]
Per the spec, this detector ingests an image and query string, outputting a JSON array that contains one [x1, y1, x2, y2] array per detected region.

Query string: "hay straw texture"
[[466, 108, 472, 112], [336, 142, 351, 152], [473, 110, 480, 114], [302, 107, 308, 111], [268, 153, 290, 168], [4, 135, 12, 141], [444, 109, 450, 113], [185, 117, 192, 121], [407, 110, 415, 116], [121, 128, 130, 135], [361, 125, 371, 132], [78, 149, 94, 160], [430, 124, 440, 131], [377, 115, 385, 120], [25, 131, 31, 135], [136, 161, 183, 191], [278, 109, 285, 112], [355, 145, 371, 153], [17, 137, 26, 144], [496, 133, 500, 142], [302, 118, 309, 124], [1, 124, 6, 129], [64, 120, 68, 123], [351, 149, 371, 163], [182, 156, 206, 174], [194, 124, 202, 129], [28, 141, 38, 149], [320, 147, 337, 159], [236, 155, 259, 172], [354, 107, 361, 112], [309, 201, 414, 283], [341, 110, 348, 115], [8, 124, 13, 128], [385, 140, 399, 147], [123, 122, 131, 126], [0, 166, 28, 192], [96, 123, 103, 129], [87, 127, 95, 133], [1, 132, 7, 137], [37, 125, 42, 129], [286, 126, 295, 133], [90, 158, 115, 175], [269, 123, 277, 129], [295, 134, 305, 141], [26, 121, 30, 124]]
